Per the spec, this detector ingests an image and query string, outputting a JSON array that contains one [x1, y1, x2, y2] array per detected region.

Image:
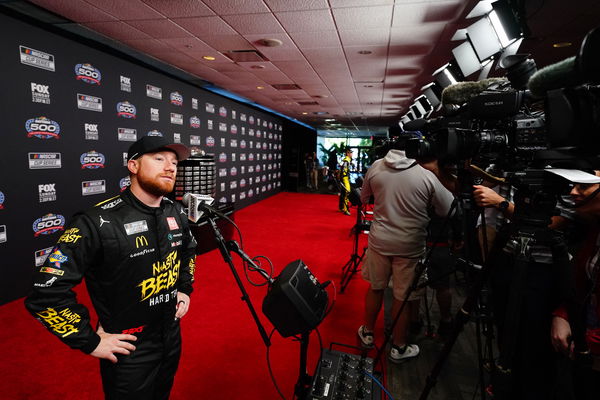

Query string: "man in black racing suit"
[[25, 136, 197, 399]]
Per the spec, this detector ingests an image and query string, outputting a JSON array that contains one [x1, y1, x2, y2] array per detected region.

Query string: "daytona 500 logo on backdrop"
[[26, 117, 60, 139], [80, 151, 105, 169], [75, 63, 101, 85], [117, 101, 136, 118], [33, 213, 65, 237]]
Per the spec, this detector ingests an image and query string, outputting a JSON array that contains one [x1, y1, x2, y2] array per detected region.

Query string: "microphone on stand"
[[182, 193, 215, 223]]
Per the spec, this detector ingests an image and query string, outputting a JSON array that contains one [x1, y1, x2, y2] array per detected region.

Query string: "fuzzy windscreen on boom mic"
[[441, 78, 507, 106], [527, 56, 578, 98]]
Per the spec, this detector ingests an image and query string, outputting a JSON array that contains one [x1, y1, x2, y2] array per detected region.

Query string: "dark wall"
[[0, 11, 290, 305], [281, 120, 317, 192]]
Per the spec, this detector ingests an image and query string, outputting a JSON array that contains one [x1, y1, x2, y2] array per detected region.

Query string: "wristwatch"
[[497, 200, 509, 212]]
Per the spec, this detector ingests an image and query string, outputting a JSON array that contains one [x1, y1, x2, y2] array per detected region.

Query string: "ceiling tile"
[[142, 0, 215, 18], [222, 13, 285, 35], [201, 35, 254, 51], [275, 9, 336, 32], [126, 19, 193, 39], [339, 29, 390, 47], [83, 0, 165, 20], [261, 47, 306, 62], [329, 0, 393, 7], [86, 21, 152, 40], [202, 0, 271, 15], [30, 0, 117, 22], [120, 38, 176, 53], [264, 0, 329, 12], [332, 5, 393, 30], [390, 23, 446, 44], [172, 16, 237, 36], [288, 30, 341, 48]]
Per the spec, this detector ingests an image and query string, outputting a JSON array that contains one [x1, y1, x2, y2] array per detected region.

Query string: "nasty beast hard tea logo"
[[75, 63, 101, 85], [117, 101, 136, 118], [33, 213, 65, 237], [80, 151, 106, 169], [26, 117, 60, 139]]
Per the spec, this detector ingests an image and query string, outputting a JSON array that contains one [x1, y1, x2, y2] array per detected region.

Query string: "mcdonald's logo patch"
[[135, 235, 148, 248]]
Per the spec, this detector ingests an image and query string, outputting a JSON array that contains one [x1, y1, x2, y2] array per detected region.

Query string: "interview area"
[[2, 1, 600, 399]]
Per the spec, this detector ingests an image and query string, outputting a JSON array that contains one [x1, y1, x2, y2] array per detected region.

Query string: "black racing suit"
[[25, 188, 197, 399]]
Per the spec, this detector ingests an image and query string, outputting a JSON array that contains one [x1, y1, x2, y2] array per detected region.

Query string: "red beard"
[[136, 170, 175, 197]]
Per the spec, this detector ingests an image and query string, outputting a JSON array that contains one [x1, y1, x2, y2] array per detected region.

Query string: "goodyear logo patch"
[[75, 63, 101, 85], [80, 151, 106, 169], [26, 117, 60, 139], [117, 101, 136, 118], [33, 213, 65, 237]]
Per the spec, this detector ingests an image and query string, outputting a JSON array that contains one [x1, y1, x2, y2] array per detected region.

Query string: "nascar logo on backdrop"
[[75, 63, 101, 85], [33, 213, 65, 237], [19, 45, 55, 71], [26, 117, 60, 139]]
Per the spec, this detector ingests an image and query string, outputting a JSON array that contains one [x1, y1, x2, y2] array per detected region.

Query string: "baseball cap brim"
[[127, 136, 191, 162]]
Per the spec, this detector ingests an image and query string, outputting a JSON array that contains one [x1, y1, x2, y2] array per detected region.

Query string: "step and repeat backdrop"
[[0, 12, 284, 304]]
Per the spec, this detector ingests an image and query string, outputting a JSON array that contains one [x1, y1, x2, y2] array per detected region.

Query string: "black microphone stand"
[[340, 203, 368, 293], [203, 208, 272, 347]]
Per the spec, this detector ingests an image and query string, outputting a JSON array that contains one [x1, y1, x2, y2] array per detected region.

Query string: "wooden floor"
[[383, 278, 494, 400]]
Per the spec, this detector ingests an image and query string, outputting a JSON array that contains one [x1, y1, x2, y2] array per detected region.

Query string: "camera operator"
[[551, 174, 600, 400], [357, 139, 454, 363]]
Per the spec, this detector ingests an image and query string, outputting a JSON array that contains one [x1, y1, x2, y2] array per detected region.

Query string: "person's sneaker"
[[389, 344, 419, 364], [357, 325, 375, 348]]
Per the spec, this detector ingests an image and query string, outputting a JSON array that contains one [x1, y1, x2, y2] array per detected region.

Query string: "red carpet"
[[0, 192, 376, 399]]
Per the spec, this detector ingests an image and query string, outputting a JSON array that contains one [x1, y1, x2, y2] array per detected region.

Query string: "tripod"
[[203, 208, 273, 347], [340, 203, 369, 293]]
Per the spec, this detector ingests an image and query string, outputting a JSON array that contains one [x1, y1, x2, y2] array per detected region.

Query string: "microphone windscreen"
[[527, 56, 577, 98]]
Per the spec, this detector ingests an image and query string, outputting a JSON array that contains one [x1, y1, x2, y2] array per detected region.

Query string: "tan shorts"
[[361, 248, 423, 301]]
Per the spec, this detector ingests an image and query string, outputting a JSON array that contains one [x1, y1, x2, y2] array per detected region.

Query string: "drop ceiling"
[[3, 0, 600, 136]]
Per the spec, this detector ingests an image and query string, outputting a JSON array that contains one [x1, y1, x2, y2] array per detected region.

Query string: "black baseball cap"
[[127, 136, 191, 162]]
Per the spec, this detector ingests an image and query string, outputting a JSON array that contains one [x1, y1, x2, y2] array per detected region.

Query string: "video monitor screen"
[[452, 40, 481, 77], [466, 16, 502, 61]]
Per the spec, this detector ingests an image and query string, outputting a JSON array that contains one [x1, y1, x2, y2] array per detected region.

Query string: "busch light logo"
[[80, 151, 106, 169], [249, 116, 255, 125], [147, 130, 163, 137], [219, 153, 227, 163], [219, 106, 227, 117], [230, 124, 238, 134], [75, 63, 101, 85], [240, 179, 246, 188], [240, 140, 247, 149], [230, 167, 237, 176], [26, 117, 60, 139], [117, 101, 136, 118], [206, 136, 215, 147], [170, 91, 183, 106], [0, 191, 4, 209], [119, 176, 131, 192], [33, 213, 65, 237], [189, 116, 201, 129]]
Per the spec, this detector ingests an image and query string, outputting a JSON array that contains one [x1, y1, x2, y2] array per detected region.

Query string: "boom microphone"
[[182, 193, 215, 223], [441, 78, 507, 106], [527, 56, 579, 98]]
